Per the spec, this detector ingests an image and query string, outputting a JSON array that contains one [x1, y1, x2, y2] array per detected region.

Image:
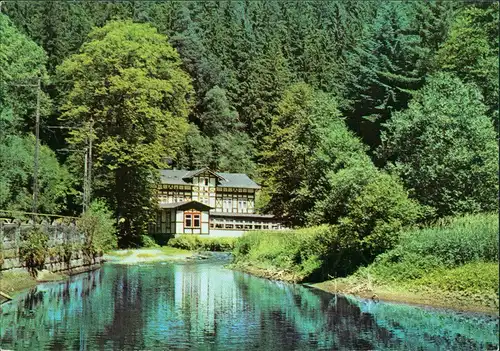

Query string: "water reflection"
[[1, 262, 498, 350]]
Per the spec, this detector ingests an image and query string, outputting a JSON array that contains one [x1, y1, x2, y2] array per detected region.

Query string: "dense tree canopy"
[[1, 1, 497, 246], [379, 73, 498, 217], [435, 2, 499, 125], [0, 14, 72, 214], [260, 83, 370, 226], [57, 20, 193, 243]]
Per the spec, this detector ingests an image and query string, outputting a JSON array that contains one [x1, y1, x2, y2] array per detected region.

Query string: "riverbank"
[[0, 270, 70, 301], [231, 260, 499, 315], [230, 214, 499, 315], [311, 263, 499, 316], [104, 247, 193, 264]]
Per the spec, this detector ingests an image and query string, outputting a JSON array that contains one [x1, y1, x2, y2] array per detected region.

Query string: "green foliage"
[[0, 135, 73, 214], [19, 227, 49, 275], [435, 3, 499, 124], [336, 172, 422, 257], [233, 226, 337, 282], [78, 199, 117, 259], [363, 213, 499, 283], [0, 14, 73, 214], [168, 235, 236, 252], [347, 1, 427, 150], [141, 235, 160, 249], [57, 20, 193, 244], [175, 86, 256, 175], [412, 262, 499, 295], [0, 14, 50, 133], [260, 83, 369, 226], [379, 72, 498, 217]]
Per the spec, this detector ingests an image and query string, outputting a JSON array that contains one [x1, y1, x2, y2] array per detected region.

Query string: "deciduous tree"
[[57, 20, 193, 244], [379, 73, 498, 217]]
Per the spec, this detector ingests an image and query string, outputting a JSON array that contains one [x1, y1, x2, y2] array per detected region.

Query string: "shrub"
[[78, 199, 117, 260], [379, 73, 499, 217], [359, 213, 498, 283], [396, 213, 498, 266], [168, 235, 237, 252], [19, 227, 49, 275], [141, 235, 160, 248], [233, 226, 338, 281], [336, 172, 423, 259]]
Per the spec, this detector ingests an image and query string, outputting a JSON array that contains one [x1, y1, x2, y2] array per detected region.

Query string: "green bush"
[[233, 226, 338, 281], [412, 262, 499, 294], [168, 235, 237, 252], [358, 213, 498, 283], [19, 227, 49, 275], [78, 199, 117, 259], [336, 172, 422, 258], [141, 235, 160, 248], [398, 213, 498, 266]]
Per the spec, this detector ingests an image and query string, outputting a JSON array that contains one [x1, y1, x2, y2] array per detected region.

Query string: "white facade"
[[149, 168, 283, 238]]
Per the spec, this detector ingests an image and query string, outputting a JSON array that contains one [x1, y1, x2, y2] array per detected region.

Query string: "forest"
[[0, 1, 498, 246]]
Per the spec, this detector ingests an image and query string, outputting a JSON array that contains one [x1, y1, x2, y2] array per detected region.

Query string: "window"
[[223, 198, 232, 212], [193, 214, 200, 227], [204, 178, 209, 186], [184, 211, 201, 228], [238, 200, 247, 212], [185, 214, 192, 227]]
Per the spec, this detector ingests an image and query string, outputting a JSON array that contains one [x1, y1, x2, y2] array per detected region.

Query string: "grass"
[[136, 252, 156, 258], [231, 226, 333, 282], [0, 270, 72, 300], [0, 271, 37, 296], [314, 213, 499, 314], [168, 235, 237, 252], [159, 246, 192, 255], [106, 249, 135, 257]]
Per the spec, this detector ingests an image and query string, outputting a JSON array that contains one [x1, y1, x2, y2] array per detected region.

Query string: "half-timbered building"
[[149, 168, 283, 238]]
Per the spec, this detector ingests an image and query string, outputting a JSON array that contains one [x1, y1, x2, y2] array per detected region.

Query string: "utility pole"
[[48, 123, 92, 215], [32, 78, 41, 221], [83, 150, 88, 213], [88, 118, 93, 209]]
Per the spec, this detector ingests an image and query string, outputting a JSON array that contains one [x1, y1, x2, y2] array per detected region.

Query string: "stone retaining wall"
[[0, 220, 103, 275]]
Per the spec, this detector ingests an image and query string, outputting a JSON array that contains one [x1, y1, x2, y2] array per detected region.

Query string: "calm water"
[[1, 260, 498, 350]]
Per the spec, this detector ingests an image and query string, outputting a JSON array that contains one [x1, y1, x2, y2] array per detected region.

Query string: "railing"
[[0, 209, 78, 225]]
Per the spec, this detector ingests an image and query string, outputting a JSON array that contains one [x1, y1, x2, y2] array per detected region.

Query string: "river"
[[1, 260, 498, 350]]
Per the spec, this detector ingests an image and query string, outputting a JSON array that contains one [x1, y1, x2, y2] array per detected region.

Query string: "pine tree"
[[347, 2, 426, 153]]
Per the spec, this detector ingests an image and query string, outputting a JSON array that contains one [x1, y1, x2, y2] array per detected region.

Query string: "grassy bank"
[[104, 246, 193, 264], [231, 226, 334, 282], [232, 214, 499, 313], [168, 235, 237, 252], [0, 270, 69, 301], [315, 214, 498, 314]]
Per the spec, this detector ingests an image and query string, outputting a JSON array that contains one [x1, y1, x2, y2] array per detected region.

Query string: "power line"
[[9, 79, 41, 221], [34, 77, 41, 219], [48, 122, 94, 214]]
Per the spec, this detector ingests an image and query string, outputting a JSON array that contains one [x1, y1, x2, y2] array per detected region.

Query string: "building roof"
[[159, 201, 212, 211], [159, 168, 260, 189]]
